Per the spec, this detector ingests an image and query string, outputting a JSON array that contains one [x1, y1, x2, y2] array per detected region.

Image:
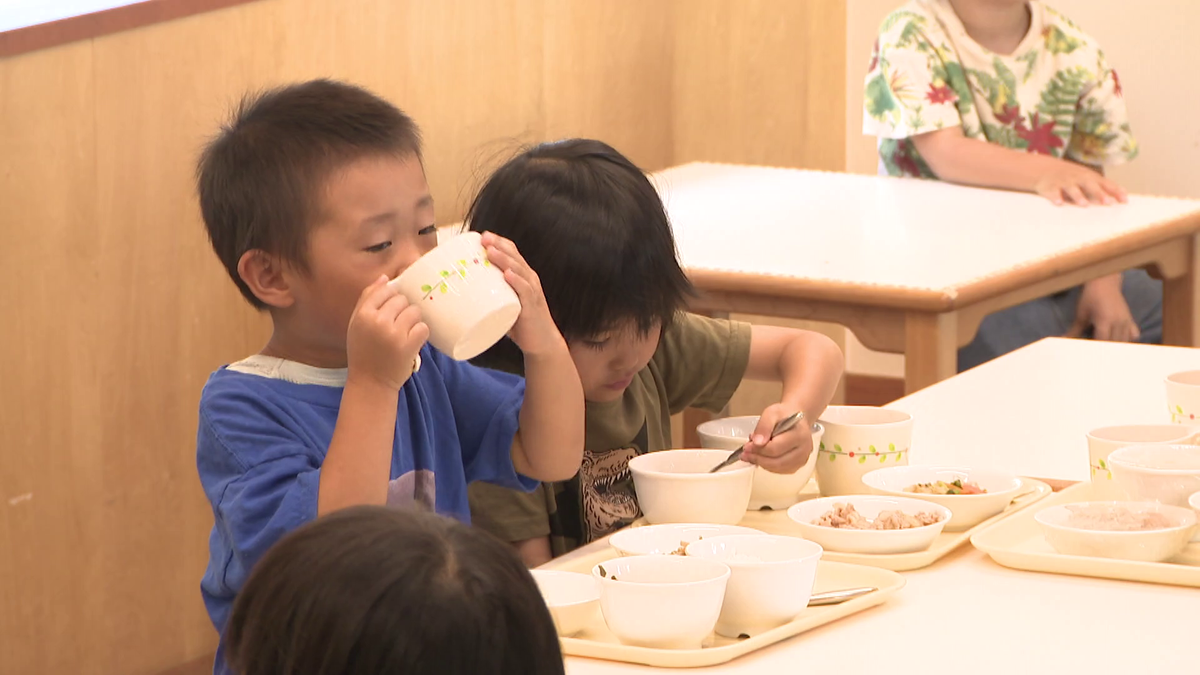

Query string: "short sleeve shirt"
[[468, 313, 752, 554], [863, 0, 1137, 178]]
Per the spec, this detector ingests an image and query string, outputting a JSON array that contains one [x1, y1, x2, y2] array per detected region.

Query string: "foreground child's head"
[[225, 506, 565, 675], [467, 139, 693, 401], [197, 79, 436, 363]]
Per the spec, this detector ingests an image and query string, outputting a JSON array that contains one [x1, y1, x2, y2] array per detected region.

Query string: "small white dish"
[[685, 535, 823, 638], [592, 555, 730, 649], [529, 570, 601, 637], [786, 495, 951, 554], [697, 416, 825, 510], [1190, 490, 1200, 527], [609, 523, 763, 557], [629, 450, 755, 525], [862, 466, 1023, 531], [1035, 501, 1196, 563]]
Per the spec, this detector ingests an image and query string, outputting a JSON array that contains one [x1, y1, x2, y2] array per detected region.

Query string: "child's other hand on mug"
[[481, 232, 566, 357]]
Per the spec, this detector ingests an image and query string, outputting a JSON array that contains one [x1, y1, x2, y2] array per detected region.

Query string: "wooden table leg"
[[1162, 233, 1200, 347], [904, 311, 958, 395]]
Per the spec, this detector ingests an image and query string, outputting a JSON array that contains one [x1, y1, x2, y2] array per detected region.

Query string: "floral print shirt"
[[863, 0, 1137, 178]]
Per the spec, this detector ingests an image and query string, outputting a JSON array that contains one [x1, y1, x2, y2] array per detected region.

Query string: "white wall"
[[843, 0, 1200, 377]]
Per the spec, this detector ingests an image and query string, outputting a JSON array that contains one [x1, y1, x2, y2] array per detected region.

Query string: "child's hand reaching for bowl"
[[740, 404, 814, 474], [480, 232, 565, 357]]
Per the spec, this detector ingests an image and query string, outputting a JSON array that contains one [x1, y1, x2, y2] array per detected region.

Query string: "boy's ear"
[[237, 249, 295, 309]]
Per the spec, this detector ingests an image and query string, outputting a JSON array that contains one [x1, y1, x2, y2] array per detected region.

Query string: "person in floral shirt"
[[863, 0, 1160, 371]]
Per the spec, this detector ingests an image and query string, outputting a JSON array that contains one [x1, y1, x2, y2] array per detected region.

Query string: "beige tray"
[[971, 481, 1200, 587], [634, 478, 1051, 571], [543, 547, 904, 668]]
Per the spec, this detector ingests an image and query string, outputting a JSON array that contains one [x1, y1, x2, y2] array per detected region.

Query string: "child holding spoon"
[[466, 139, 845, 566]]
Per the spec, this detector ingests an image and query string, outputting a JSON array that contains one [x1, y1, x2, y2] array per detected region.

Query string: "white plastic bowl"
[[629, 450, 755, 525], [609, 523, 763, 557], [1190, 490, 1200, 527], [697, 416, 825, 510], [685, 534, 822, 638], [1035, 501, 1196, 562], [861, 466, 1023, 531], [529, 570, 601, 637], [592, 555, 730, 649], [1109, 444, 1200, 543], [786, 495, 951, 554]]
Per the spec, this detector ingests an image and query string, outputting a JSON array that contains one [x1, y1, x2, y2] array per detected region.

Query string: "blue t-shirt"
[[196, 345, 534, 673]]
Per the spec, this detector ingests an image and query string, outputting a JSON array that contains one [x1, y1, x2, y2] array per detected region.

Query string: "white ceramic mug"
[[815, 406, 912, 497], [1165, 370, 1200, 424], [389, 232, 521, 360], [1086, 425, 1198, 500]]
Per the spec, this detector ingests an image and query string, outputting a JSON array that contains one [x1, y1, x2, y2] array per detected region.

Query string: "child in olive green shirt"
[[468, 139, 845, 566]]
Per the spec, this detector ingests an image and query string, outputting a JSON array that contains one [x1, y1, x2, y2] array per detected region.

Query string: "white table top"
[[892, 338, 1200, 482], [564, 338, 1200, 675], [652, 163, 1200, 293]]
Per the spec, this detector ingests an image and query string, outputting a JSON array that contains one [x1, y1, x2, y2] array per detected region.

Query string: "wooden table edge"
[[687, 213, 1200, 315]]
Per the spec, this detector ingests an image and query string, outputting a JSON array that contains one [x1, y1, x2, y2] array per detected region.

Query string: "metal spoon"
[[807, 587, 876, 607], [708, 411, 804, 473]]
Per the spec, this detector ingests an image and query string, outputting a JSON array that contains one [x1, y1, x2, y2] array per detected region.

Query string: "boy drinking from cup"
[[193, 79, 583, 673]]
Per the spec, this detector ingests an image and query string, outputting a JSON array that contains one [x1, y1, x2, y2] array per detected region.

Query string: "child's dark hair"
[[224, 505, 565, 675], [197, 79, 422, 308], [466, 139, 694, 341]]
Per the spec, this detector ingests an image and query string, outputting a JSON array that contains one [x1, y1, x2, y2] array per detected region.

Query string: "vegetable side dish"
[[905, 479, 987, 495]]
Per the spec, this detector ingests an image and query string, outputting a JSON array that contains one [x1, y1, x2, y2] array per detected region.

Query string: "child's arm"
[[739, 326, 844, 473], [911, 128, 1127, 207], [319, 276, 429, 515], [914, 130, 1141, 341], [482, 232, 585, 481], [1069, 273, 1141, 342]]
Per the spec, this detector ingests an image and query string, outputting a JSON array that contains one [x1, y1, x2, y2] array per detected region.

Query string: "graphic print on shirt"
[[387, 469, 437, 510], [580, 423, 649, 542]]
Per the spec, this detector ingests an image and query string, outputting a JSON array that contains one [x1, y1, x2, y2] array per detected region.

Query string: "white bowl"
[[529, 570, 601, 637], [1035, 501, 1196, 562], [1109, 444, 1200, 542], [628, 450, 755, 525], [1191, 490, 1200, 524], [390, 231, 521, 360], [609, 523, 764, 557], [786, 495, 951, 554], [698, 416, 825, 509], [1085, 424, 1197, 500], [861, 466, 1023, 531], [815, 406, 912, 497], [592, 555, 730, 649], [685, 535, 822, 638]]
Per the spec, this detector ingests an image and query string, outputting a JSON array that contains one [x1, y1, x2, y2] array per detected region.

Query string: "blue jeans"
[[957, 269, 1163, 372]]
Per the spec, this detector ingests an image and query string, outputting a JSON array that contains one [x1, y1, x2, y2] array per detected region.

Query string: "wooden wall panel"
[[672, 0, 847, 170], [542, 1, 675, 172], [0, 40, 99, 675]]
